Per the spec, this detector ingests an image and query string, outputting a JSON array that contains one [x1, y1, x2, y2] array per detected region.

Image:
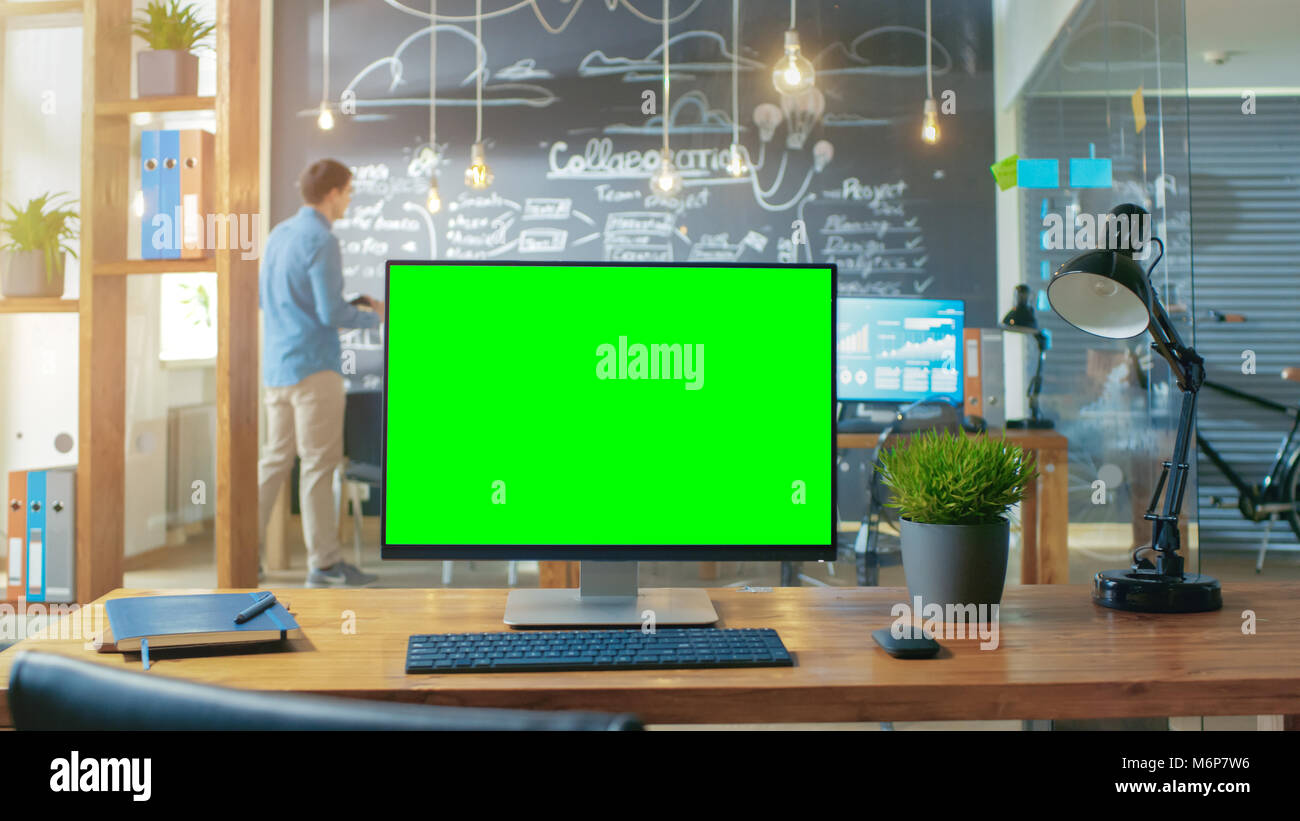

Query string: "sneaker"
[[307, 561, 378, 588]]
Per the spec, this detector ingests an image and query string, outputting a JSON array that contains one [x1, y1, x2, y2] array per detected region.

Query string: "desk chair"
[[8, 651, 642, 731], [340, 390, 383, 569], [338, 392, 518, 586], [837, 399, 963, 586]]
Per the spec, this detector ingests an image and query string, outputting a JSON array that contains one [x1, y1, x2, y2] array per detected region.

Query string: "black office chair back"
[[8, 652, 643, 731], [343, 390, 383, 468]]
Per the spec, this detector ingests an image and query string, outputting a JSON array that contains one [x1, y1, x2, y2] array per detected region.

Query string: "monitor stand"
[[503, 561, 719, 627]]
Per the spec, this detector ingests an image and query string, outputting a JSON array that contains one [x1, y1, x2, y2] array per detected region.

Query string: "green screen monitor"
[[382, 261, 835, 625]]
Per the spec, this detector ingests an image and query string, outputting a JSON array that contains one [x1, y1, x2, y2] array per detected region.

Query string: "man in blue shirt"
[[257, 159, 382, 587]]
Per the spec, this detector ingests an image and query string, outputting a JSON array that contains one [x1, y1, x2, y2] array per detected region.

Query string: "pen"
[[234, 592, 277, 624]]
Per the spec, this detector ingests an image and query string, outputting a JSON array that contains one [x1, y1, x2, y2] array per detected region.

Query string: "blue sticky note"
[[1070, 157, 1113, 188], [1037, 289, 1049, 312], [1017, 159, 1060, 188], [1041, 260, 1050, 280]]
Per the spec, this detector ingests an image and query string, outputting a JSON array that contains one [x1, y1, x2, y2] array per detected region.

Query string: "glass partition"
[[1013, 0, 1196, 583]]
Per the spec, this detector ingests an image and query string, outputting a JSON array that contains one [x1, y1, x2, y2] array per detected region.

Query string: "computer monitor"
[[835, 297, 964, 407], [383, 261, 835, 626]]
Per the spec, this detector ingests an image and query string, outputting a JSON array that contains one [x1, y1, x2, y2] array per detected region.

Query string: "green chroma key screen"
[[383, 262, 833, 552]]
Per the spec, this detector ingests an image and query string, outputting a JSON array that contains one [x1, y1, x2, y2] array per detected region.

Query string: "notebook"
[[101, 593, 301, 661]]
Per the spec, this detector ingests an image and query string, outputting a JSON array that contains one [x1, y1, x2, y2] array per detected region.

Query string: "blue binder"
[[25, 470, 45, 602], [141, 130, 162, 260], [157, 129, 181, 259]]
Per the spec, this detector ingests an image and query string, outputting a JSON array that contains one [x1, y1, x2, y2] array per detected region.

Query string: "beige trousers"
[[258, 370, 345, 571]]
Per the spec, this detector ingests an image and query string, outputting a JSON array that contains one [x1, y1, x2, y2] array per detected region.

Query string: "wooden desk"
[[2, 584, 1296, 726], [697, 428, 1069, 584]]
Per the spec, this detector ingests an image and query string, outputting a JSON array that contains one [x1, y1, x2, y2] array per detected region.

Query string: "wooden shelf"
[[0, 1, 82, 17], [94, 258, 215, 276], [0, 297, 79, 313], [96, 95, 216, 117]]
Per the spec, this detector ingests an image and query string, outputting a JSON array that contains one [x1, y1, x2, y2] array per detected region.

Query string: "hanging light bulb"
[[317, 102, 335, 131], [465, 141, 492, 190], [920, 0, 938, 145], [651, 147, 683, 197], [773, 30, 814, 95], [921, 98, 939, 144], [726, 144, 748, 177], [318, 0, 334, 131], [426, 178, 442, 213]]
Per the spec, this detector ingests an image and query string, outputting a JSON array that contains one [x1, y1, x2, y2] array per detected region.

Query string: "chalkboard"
[[271, 0, 996, 390]]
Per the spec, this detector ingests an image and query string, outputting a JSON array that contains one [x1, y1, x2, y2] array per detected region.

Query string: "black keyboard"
[[405, 627, 793, 673]]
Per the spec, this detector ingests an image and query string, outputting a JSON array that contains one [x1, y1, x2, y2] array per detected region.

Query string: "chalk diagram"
[[297, 21, 559, 123], [306, 3, 968, 306]]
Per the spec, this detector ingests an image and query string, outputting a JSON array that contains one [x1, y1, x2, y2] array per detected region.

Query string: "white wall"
[[0, 23, 83, 539], [1, 3, 220, 557], [992, 0, 1083, 419]]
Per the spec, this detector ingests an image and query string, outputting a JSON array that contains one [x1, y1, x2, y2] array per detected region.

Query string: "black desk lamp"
[[1046, 202, 1222, 613], [1001, 284, 1053, 429]]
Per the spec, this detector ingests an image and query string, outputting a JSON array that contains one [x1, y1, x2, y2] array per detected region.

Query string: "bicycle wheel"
[[1284, 451, 1300, 542]]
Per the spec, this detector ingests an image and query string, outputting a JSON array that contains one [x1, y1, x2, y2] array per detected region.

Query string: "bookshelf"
[[0, 298, 79, 313], [78, 0, 261, 599]]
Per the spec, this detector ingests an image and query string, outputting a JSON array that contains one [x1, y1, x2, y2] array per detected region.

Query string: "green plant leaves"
[[132, 0, 215, 52], [877, 430, 1038, 526], [0, 192, 79, 283]]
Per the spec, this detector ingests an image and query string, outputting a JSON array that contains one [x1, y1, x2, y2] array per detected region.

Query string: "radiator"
[[166, 403, 216, 528]]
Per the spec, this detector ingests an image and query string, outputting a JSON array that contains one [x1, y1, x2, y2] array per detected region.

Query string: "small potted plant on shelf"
[[0, 193, 79, 299], [132, 0, 215, 98], [878, 430, 1037, 610]]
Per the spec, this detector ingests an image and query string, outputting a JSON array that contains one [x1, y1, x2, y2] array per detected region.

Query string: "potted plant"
[[0, 193, 79, 299], [878, 430, 1037, 610], [132, 0, 215, 98]]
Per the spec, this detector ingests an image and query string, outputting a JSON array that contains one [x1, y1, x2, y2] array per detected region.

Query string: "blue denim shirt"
[[259, 206, 380, 387]]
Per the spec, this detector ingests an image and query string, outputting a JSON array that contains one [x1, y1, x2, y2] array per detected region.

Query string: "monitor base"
[[504, 561, 720, 627], [504, 587, 719, 627]]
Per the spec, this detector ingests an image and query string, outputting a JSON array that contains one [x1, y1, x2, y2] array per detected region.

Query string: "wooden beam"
[[95, 95, 215, 116], [0, 298, 79, 313], [0, 1, 82, 17], [78, 0, 130, 602], [94, 258, 215, 276], [214, 0, 261, 588], [538, 561, 579, 588]]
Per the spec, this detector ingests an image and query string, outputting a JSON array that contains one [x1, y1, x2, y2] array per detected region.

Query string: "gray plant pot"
[[900, 517, 1010, 612], [0, 250, 65, 299], [137, 49, 199, 98]]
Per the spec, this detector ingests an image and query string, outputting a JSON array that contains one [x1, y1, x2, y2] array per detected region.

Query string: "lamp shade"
[[1046, 249, 1152, 339]]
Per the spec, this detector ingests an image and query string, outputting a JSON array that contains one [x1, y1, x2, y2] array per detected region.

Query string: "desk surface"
[[2, 585, 1297, 725], [836, 427, 1069, 450]]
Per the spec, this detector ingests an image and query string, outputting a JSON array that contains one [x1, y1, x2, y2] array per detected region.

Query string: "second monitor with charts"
[[836, 297, 964, 407]]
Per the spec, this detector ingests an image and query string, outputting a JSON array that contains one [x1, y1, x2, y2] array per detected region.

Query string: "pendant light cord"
[[789, 0, 795, 30], [322, 0, 330, 103], [731, 0, 739, 146], [475, 0, 483, 144], [925, 0, 933, 100], [662, 0, 669, 152], [436, 0, 441, 147]]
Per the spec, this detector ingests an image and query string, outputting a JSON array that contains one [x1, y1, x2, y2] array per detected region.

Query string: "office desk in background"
[[1, 584, 1296, 727], [700, 428, 1069, 585]]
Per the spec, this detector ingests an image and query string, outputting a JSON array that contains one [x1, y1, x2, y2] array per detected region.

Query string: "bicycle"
[[1191, 311, 1300, 572]]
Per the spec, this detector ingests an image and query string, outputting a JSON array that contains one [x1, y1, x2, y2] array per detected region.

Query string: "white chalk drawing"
[[606, 90, 740, 136], [297, 23, 558, 120], [579, 31, 763, 81], [814, 26, 953, 78]]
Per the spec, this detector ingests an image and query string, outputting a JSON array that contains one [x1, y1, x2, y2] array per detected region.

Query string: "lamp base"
[[1092, 569, 1222, 613]]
